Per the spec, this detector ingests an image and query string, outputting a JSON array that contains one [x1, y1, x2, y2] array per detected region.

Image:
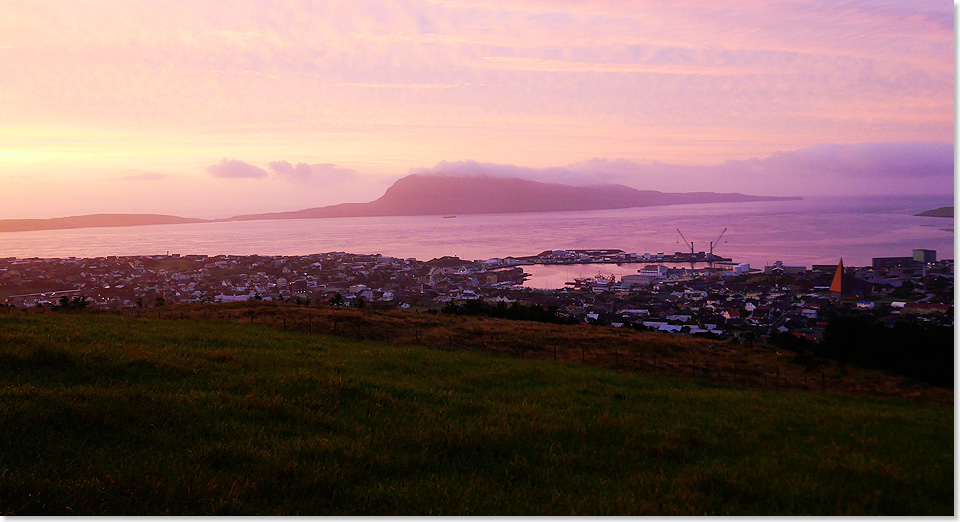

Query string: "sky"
[[0, 0, 954, 218]]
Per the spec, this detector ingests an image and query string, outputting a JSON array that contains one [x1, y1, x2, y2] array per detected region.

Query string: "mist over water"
[[0, 196, 952, 270]]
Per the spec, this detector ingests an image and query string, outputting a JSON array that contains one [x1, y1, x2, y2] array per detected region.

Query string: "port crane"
[[676, 229, 694, 254], [677, 227, 729, 260], [709, 227, 728, 258]]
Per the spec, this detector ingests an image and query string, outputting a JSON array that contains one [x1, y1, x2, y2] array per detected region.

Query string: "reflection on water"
[[521, 262, 720, 289], [521, 263, 646, 290]]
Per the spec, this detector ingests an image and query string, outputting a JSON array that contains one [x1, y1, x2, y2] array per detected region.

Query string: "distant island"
[[0, 214, 208, 234], [0, 175, 800, 233], [228, 174, 800, 221], [915, 206, 953, 218]]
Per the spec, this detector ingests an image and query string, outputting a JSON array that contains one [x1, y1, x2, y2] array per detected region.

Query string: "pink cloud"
[[268, 161, 359, 183], [207, 159, 269, 179]]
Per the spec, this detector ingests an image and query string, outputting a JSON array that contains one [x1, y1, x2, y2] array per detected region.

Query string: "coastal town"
[[0, 247, 952, 344]]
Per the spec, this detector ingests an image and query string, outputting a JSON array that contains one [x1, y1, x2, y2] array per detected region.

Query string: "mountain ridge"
[[0, 175, 801, 233], [227, 174, 800, 221]]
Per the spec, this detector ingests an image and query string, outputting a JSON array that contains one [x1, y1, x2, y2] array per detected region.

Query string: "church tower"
[[829, 258, 845, 294]]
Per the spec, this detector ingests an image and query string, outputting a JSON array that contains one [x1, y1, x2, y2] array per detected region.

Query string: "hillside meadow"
[[0, 309, 953, 515], [100, 302, 954, 401]]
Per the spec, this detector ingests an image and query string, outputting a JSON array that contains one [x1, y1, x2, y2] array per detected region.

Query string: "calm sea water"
[[1, 196, 952, 277]]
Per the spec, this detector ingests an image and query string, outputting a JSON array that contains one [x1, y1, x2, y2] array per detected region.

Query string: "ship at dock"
[[565, 272, 617, 291]]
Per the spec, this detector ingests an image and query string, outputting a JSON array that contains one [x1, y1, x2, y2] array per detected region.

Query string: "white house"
[[639, 264, 669, 277]]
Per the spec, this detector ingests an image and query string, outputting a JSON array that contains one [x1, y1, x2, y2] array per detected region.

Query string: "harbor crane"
[[709, 227, 728, 258], [676, 229, 694, 254], [677, 227, 729, 261]]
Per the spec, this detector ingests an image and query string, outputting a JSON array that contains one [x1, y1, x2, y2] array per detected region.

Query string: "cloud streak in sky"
[[477, 56, 764, 76], [116, 171, 171, 181]]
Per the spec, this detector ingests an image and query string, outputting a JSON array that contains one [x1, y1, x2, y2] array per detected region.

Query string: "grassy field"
[[0, 311, 953, 515], [104, 302, 954, 401]]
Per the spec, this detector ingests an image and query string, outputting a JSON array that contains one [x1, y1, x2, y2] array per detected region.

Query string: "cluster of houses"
[[0, 249, 951, 343], [0, 253, 525, 310], [529, 252, 953, 341]]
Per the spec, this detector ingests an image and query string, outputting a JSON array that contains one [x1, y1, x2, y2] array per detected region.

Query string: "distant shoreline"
[[0, 214, 209, 234], [915, 206, 953, 218], [0, 199, 790, 234]]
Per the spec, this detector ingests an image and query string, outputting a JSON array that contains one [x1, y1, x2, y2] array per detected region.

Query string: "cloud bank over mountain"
[[411, 142, 954, 196]]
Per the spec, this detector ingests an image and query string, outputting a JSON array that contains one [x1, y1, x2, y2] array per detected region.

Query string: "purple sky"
[[0, 1, 953, 218]]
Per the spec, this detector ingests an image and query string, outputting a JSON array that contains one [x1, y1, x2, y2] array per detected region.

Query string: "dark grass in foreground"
[[0, 314, 952, 515]]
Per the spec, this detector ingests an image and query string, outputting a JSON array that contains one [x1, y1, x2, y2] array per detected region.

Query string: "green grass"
[[0, 312, 953, 515]]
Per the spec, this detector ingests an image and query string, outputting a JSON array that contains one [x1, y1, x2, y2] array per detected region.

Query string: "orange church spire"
[[829, 258, 844, 293]]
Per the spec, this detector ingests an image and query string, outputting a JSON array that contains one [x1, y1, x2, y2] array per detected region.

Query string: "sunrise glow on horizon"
[[0, 1, 953, 218]]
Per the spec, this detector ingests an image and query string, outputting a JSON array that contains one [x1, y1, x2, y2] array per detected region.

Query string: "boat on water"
[[565, 272, 617, 289], [442, 215, 456, 218]]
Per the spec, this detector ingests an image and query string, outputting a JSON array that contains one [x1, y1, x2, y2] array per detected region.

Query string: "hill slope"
[[0, 213, 208, 233], [229, 174, 800, 220], [0, 311, 951, 515], [916, 206, 954, 218]]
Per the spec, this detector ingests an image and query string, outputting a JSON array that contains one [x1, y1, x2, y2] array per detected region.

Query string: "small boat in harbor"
[[443, 215, 456, 218]]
